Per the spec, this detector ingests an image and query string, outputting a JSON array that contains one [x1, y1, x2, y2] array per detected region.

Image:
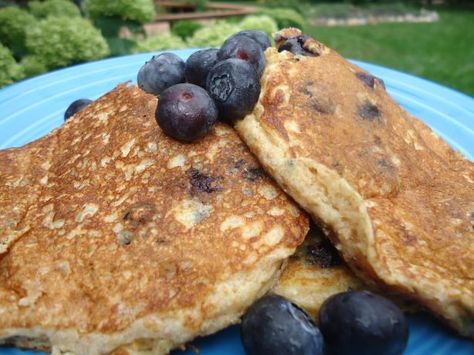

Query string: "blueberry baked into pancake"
[[235, 28, 474, 337], [0, 84, 308, 354], [273, 222, 364, 318]]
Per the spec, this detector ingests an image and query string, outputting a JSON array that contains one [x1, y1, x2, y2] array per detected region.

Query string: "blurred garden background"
[[1, 0, 473, 96]]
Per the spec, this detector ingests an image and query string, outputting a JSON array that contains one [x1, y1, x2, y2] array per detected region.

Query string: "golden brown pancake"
[[0, 84, 308, 354], [235, 28, 474, 337]]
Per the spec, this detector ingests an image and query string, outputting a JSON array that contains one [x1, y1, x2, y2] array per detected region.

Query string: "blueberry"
[[241, 294, 325, 355], [278, 36, 316, 57], [64, 99, 92, 121], [156, 83, 217, 143], [319, 290, 409, 355], [233, 30, 271, 51], [217, 35, 265, 77], [206, 58, 260, 123], [137, 53, 185, 96], [184, 48, 219, 88]]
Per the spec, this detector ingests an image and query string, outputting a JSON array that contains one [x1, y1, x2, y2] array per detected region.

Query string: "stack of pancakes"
[[0, 28, 472, 354]]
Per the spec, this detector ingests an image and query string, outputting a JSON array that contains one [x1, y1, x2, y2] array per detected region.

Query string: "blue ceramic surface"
[[0, 49, 473, 355]]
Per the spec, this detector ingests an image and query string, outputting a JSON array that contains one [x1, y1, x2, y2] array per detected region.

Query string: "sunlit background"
[[1, 0, 473, 96]]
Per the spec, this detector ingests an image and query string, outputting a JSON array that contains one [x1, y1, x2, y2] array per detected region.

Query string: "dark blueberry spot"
[[234, 159, 246, 169], [305, 237, 341, 268], [185, 48, 219, 88], [189, 168, 221, 194], [156, 83, 218, 143], [377, 159, 393, 169], [64, 99, 93, 121], [358, 102, 381, 120], [123, 202, 156, 225], [243, 167, 265, 182], [299, 82, 335, 114], [278, 35, 317, 57], [356, 72, 385, 90], [299, 82, 314, 97], [311, 98, 335, 114]]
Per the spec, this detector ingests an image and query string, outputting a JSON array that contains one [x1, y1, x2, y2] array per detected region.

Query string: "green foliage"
[[0, 7, 36, 57], [240, 15, 278, 35], [26, 17, 109, 69], [106, 37, 138, 56], [257, 0, 305, 13], [29, 0, 81, 19], [20, 55, 48, 77], [259, 8, 306, 29], [304, 10, 474, 96], [93, 16, 145, 39], [85, 0, 156, 24], [187, 21, 242, 48], [135, 32, 186, 53], [171, 20, 203, 40], [0, 44, 23, 88]]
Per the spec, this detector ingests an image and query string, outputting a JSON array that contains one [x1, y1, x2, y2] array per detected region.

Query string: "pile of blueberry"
[[241, 291, 409, 355], [137, 30, 270, 143]]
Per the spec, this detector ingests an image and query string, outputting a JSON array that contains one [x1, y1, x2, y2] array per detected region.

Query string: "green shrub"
[[135, 32, 186, 53], [240, 15, 278, 35], [257, 0, 304, 13], [0, 7, 36, 57], [26, 17, 109, 69], [85, 0, 156, 24], [106, 37, 138, 56], [187, 21, 242, 48], [0, 44, 24, 88], [20, 55, 48, 77], [29, 0, 81, 19], [171, 20, 203, 40], [260, 8, 306, 29]]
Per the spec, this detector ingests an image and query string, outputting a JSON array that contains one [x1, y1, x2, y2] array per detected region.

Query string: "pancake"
[[273, 223, 363, 318], [235, 28, 474, 337], [0, 84, 309, 354]]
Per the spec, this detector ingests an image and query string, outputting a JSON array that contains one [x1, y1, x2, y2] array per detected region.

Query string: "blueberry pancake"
[[0, 84, 308, 354], [273, 223, 364, 318], [235, 28, 474, 337]]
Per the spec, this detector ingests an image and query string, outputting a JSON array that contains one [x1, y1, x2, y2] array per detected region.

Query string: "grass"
[[303, 9, 474, 96]]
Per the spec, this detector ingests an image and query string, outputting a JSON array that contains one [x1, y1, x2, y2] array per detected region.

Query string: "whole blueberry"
[[64, 99, 93, 121], [319, 290, 409, 355], [241, 294, 325, 355], [184, 48, 219, 88], [217, 35, 265, 77], [156, 83, 218, 143], [206, 58, 260, 123], [234, 30, 271, 51], [137, 53, 185, 96]]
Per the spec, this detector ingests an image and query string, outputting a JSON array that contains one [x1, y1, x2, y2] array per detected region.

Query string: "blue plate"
[[0, 50, 473, 355]]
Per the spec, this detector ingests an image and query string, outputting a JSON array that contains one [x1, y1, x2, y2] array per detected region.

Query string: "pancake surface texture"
[[273, 224, 363, 318], [235, 28, 474, 337], [0, 84, 308, 354]]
